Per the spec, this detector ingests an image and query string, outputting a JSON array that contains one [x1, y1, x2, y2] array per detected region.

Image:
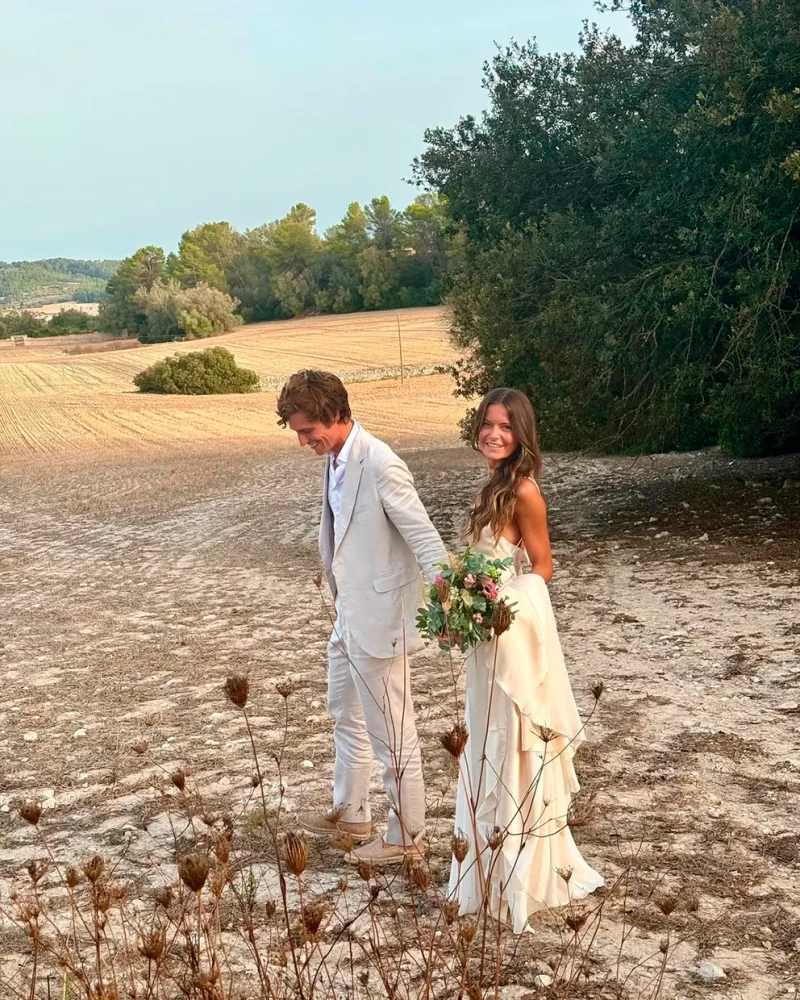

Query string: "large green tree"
[[416, 0, 800, 457], [99, 246, 165, 335]]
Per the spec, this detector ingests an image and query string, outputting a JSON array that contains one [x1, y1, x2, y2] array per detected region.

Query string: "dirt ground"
[[1, 430, 798, 997]]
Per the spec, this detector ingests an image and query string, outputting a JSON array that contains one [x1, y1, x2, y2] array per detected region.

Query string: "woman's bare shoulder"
[[515, 477, 545, 508]]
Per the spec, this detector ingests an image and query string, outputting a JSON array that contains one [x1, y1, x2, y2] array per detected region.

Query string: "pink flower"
[[482, 581, 499, 600], [464, 573, 477, 588], [473, 613, 484, 624], [434, 573, 444, 586]]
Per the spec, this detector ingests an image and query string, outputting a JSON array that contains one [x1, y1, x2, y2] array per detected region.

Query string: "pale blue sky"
[[0, 1, 633, 261]]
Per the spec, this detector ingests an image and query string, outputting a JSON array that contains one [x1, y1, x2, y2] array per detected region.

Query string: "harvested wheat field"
[[1, 308, 799, 998], [0, 306, 462, 455]]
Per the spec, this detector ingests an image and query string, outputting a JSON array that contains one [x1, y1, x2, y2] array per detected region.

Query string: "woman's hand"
[[437, 633, 463, 650]]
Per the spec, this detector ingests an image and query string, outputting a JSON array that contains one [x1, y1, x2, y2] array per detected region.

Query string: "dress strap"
[[527, 476, 541, 494]]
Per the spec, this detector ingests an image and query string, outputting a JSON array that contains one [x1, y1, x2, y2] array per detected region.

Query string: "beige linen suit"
[[320, 424, 446, 845]]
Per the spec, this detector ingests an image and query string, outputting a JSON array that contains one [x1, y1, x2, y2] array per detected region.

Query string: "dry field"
[[0, 306, 462, 456], [0, 308, 799, 998]]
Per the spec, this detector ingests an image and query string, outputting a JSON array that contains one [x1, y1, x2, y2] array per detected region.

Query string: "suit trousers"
[[327, 604, 425, 845]]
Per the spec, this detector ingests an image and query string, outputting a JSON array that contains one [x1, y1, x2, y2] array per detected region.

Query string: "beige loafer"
[[344, 836, 426, 867], [296, 810, 372, 843]]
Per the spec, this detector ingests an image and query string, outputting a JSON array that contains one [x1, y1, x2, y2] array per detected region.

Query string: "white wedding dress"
[[448, 524, 604, 933]]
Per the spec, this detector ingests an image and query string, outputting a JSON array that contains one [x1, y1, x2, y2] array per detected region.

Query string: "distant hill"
[[0, 258, 119, 309]]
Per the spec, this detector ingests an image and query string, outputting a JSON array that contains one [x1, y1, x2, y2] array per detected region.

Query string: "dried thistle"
[[357, 860, 374, 882], [659, 937, 669, 954], [369, 884, 380, 901], [210, 872, 226, 898], [565, 910, 588, 933], [331, 830, 355, 853], [138, 929, 166, 962], [215, 835, 231, 865], [459, 917, 477, 943], [170, 770, 186, 793], [440, 722, 469, 759], [492, 599, 514, 635], [275, 680, 295, 699], [657, 894, 678, 916], [19, 801, 43, 826], [443, 900, 460, 925], [65, 867, 81, 889], [251, 771, 262, 788], [26, 859, 48, 884], [557, 866, 574, 883], [281, 831, 308, 877], [591, 679, 605, 701], [684, 888, 700, 914], [313, 572, 323, 590], [409, 865, 431, 892], [224, 674, 250, 709], [452, 832, 470, 864], [487, 826, 505, 851], [83, 855, 105, 884], [301, 900, 326, 936], [178, 853, 210, 893], [155, 886, 172, 909], [265, 900, 276, 919]]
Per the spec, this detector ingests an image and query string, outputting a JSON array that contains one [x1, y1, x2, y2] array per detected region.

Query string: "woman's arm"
[[515, 479, 554, 583]]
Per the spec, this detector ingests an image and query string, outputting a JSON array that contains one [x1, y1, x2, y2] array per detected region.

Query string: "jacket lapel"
[[334, 428, 365, 552], [319, 458, 334, 572]]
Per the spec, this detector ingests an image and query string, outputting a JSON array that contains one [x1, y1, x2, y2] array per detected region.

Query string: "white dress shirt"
[[327, 421, 360, 526]]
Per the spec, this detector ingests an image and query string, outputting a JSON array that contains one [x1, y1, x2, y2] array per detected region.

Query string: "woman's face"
[[478, 403, 518, 467]]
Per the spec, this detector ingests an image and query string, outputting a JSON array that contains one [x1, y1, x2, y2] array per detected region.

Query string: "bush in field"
[[135, 280, 242, 344], [133, 346, 259, 394]]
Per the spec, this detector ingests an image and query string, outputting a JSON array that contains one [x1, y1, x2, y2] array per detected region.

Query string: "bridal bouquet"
[[417, 548, 517, 651]]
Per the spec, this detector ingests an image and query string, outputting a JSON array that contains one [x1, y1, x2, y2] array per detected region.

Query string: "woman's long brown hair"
[[467, 388, 543, 541]]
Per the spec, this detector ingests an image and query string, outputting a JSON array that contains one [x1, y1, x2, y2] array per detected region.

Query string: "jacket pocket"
[[373, 568, 417, 593]]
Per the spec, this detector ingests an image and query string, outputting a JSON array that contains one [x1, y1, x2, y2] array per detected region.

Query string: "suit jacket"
[[320, 425, 447, 659]]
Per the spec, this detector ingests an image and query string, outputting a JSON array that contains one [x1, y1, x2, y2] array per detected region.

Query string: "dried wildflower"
[[170, 770, 186, 793], [26, 859, 48, 884], [224, 674, 250, 709], [459, 917, 477, 943], [659, 937, 668, 954], [487, 826, 505, 851], [83, 855, 105, 884], [565, 910, 588, 933], [557, 866, 574, 883], [131, 741, 149, 756], [409, 865, 430, 892], [301, 900, 326, 935], [357, 860, 373, 882], [538, 725, 557, 744], [338, 877, 348, 893], [155, 886, 172, 909], [591, 679, 605, 701], [358, 971, 369, 988], [19, 801, 43, 826], [251, 771, 262, 788], [138, 929, 166, 962], [95, 886, 112, 913], [210, 872, 226, 898], [281, 831, 308, 877], [265, 900, 276, 920], [443, 900, 460, 925], [684, 888, 700, 914], [369, 884, 380, 901], [275, 680, 295, 699], [568, 791, 597, 829], [215, 835, 231, 865], [201, 812, 218, 828], [331, 831, 354, 853], [492, 599, 514, 636], [65, 867, 80, 889], [440, 722, 469, 759], [313, 572, 323, 590], [452, 832, 470, 864], [657, 894, 678, 916], [178, 853, 210, 893]]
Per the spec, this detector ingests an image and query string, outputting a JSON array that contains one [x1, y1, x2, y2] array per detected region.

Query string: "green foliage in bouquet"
[[417, 548, 517, 651]]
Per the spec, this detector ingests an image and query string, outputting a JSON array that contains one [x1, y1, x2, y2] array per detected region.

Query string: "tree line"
[[416, 0, 800, 458], [99, 195, 458, 343], [0, 258, 118, 309]]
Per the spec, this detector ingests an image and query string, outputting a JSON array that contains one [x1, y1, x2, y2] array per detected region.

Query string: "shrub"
[[133, 346, 259, 395]]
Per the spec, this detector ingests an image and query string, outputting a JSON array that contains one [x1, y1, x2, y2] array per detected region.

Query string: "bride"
[[448, 387, 603, 933]]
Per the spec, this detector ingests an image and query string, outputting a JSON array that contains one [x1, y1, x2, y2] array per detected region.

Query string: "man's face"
[[287, 411, 340, 456]]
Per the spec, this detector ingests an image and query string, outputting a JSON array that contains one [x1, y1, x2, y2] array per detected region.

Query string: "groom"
[[278, 370, 447, 865]]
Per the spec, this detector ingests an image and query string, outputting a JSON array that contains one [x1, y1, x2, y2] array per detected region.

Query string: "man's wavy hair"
[[277, 369, 352, 427], [467, 388, 543, 542]]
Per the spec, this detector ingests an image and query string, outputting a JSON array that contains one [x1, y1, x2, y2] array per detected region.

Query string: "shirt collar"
[[330, 420, 360, 469]]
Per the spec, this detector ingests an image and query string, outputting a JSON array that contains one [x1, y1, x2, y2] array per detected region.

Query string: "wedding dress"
[[448, 523, 604, 933]]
